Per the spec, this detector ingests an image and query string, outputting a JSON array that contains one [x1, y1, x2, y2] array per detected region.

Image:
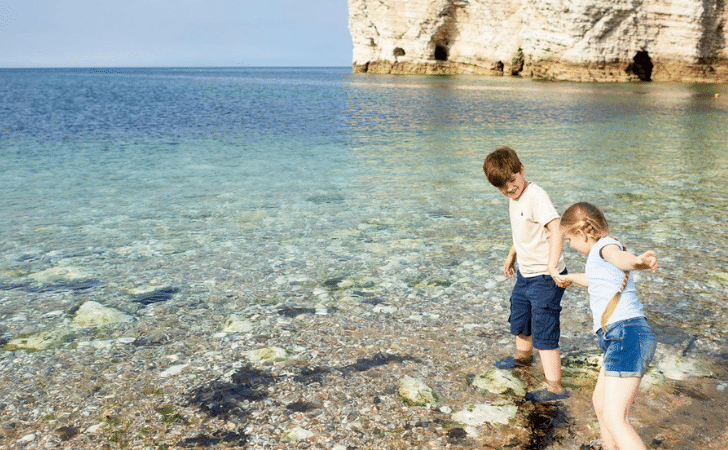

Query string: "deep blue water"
[[1, 67, 727, 359]]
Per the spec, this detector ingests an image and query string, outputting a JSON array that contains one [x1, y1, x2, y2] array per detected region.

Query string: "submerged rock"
[[4, 301, 131, 352], [656, 353, 712, 380], [281, 426, 314, 442], [471, 369, 526, 396], [247, 346, 290, 365], [640, 367, 666, 391], [452, 401, 518, 426], [71, 301, 132, 328], [5, 329, 69, 352], [222, 314, 253, 333], [561, 351, 602, 390], [28, 266, 92, 283], [397, 376, 439, 406]]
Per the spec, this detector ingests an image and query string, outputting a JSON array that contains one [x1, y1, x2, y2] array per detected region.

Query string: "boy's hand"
[[549, 268, 572, 288], [561, 272, 588, 287], [503, 254, 516, 277], [634, 251, 658, 273]]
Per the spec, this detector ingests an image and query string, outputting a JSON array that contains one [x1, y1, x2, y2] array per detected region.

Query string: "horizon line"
[[0, 65, 352, 70]]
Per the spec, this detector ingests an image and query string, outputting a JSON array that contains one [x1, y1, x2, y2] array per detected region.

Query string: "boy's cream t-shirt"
[[509, 182, 565, 277]]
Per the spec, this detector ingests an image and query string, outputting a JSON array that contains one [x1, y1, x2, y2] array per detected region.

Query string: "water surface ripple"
[[1, 67, 727, 361]]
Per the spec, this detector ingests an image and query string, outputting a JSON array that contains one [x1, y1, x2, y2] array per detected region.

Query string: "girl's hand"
[[634, 251, 658, 273]]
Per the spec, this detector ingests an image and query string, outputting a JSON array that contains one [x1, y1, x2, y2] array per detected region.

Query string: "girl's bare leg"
[[593, 367, 646, 450], [593, 368, 617, 449]]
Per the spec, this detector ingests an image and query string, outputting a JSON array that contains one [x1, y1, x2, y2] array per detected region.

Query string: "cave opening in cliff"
[[393, 47, 406, 61], [434, 45, 449, 61], [627, 51, 653, 81]]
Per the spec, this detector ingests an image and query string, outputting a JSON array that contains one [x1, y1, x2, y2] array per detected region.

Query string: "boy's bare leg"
[[539, 348, 564, 394], [515, 334, 534, 363]]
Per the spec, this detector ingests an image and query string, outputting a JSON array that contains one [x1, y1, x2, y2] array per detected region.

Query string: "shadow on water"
[[181, 431, 250, 447], [0, 279, 103, 293], [523, 402, 567, 450], [182, 352, 421, 447], [132, 286, 180, 305], [277, 305, 316, 317]]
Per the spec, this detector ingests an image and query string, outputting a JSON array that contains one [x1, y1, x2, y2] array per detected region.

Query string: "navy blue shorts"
[[509, 270, 567, 350]]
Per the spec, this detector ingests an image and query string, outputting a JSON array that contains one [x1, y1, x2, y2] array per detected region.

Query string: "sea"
[[1, 67, 727, 363]]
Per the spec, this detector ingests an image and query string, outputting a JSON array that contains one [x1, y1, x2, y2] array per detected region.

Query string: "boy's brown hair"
[[483, 146, 523, 188]]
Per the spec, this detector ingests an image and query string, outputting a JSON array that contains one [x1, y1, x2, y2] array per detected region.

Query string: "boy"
[[483, 146, 569, 401]]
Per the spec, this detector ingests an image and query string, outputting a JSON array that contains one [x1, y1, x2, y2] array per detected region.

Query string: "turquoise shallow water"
[[1, 67, 727, 360]]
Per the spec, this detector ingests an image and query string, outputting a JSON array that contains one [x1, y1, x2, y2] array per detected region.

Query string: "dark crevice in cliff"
[[430, 0, 464, 62], [511, 48, 525, 75], [697, 0, 725, 63], [626, 51, 653, 81]]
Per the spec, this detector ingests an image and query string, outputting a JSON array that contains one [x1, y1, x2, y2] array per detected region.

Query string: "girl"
[[557, 202, 658, 450]]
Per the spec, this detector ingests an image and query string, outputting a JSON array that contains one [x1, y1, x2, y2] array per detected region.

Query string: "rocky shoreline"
[[1, 280, 726, 449], [351, 59, 728, 83]]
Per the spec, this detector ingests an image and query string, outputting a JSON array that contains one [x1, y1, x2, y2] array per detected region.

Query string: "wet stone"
[[398, 376, 439, 407], [71, 301, 132, 328], [471, 369, 527, 396]]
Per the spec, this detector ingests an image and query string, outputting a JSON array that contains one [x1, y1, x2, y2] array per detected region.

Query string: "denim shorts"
[[508, 270, 567, 350], [597, 317, 656, 378]]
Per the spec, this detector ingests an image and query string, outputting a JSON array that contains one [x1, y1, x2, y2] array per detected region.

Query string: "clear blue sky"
[[0, 0, 352, 68]]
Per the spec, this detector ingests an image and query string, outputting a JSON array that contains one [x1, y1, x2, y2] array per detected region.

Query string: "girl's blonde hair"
[[561, 202, 609, 241], [561, 202, 629, 332]]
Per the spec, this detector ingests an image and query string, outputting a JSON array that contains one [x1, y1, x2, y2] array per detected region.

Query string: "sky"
[[0, 0, 353, 68]]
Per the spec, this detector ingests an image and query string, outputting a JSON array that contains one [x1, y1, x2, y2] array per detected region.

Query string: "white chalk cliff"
[[348, 0, 728, 82]]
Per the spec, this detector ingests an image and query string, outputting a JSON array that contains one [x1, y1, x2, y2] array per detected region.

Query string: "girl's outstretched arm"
[[562, 272, 588, 287], [601, 245, 658, 273]]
